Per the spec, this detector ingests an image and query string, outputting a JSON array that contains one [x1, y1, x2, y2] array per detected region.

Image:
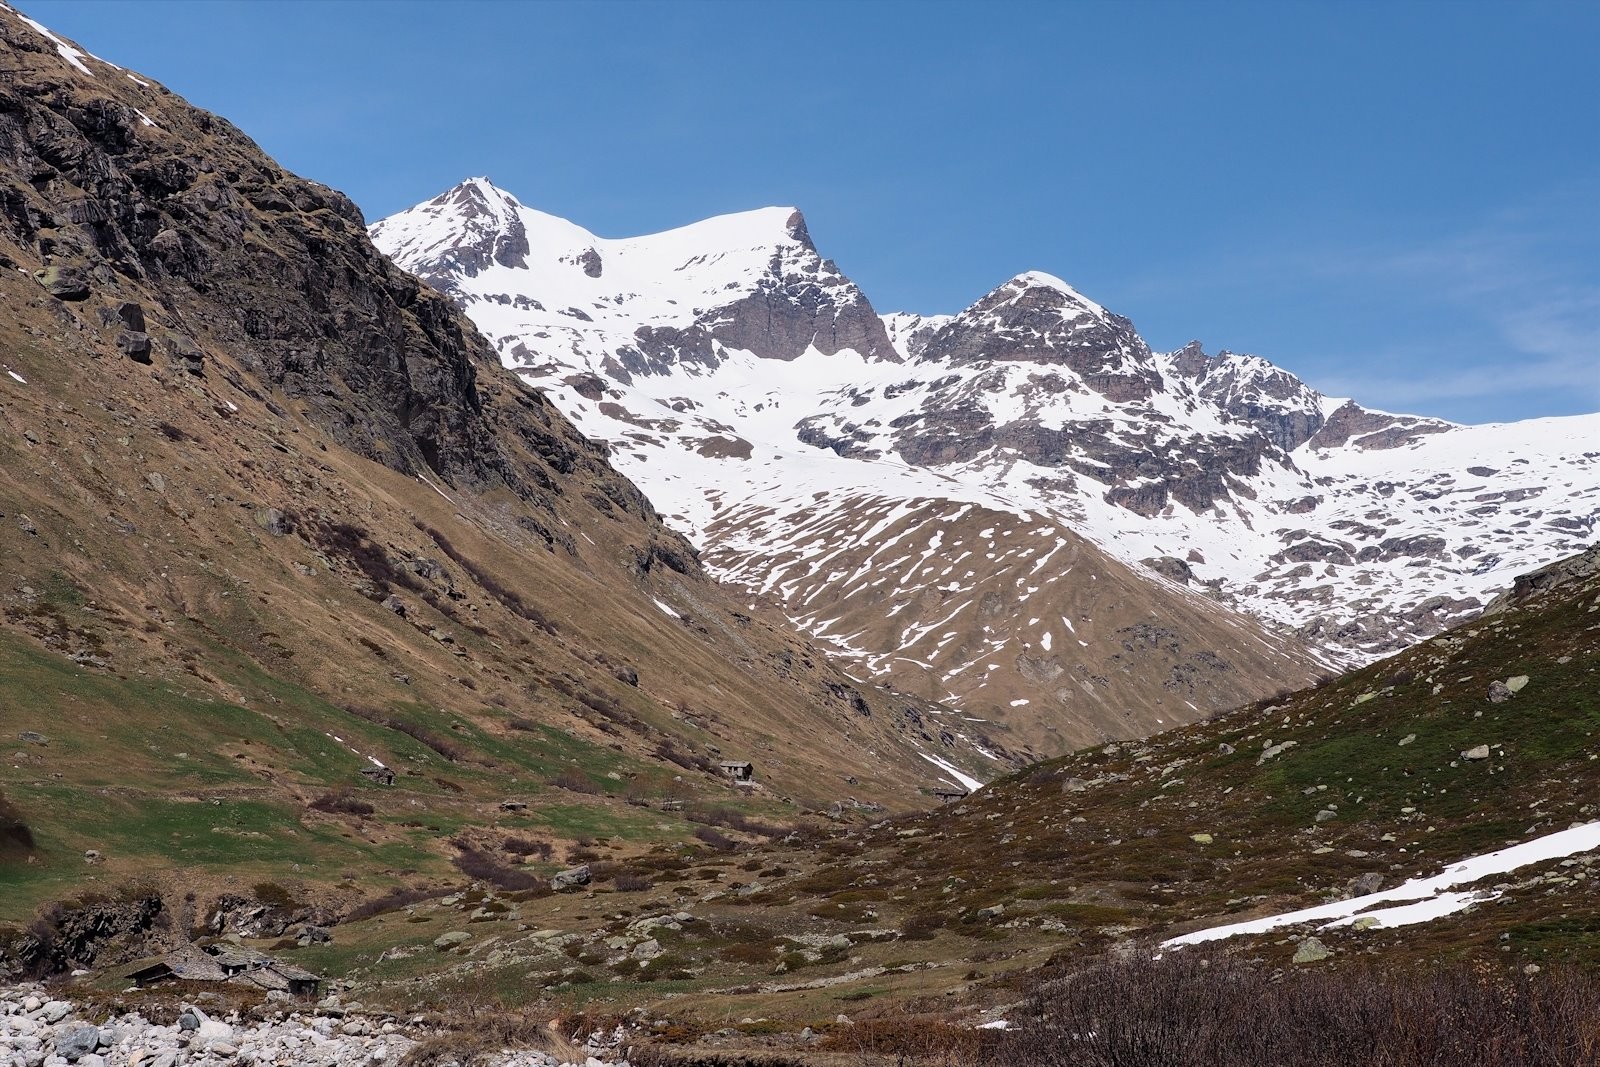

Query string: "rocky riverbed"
[[0, 986, 629, 1067]]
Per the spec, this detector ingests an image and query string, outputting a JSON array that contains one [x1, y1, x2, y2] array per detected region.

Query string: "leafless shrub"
[[501, 836, 554, 861], [551, 769, 600, 794], [299, 518, 422, 594], [995, 952, 1600, 1067], [452, 846, 550, 893], [400, 976, 580, 1066], [344, 886, 443, 923], [693, 826, 736, 851], [307, 790, 374, 816], [685, 805, 786, 839], [341, 704, 465, 762], [414, 521, 558, 634], [0, 790, 35, 858]]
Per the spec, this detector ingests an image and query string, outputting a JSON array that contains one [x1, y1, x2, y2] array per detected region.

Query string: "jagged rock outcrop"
[[1482, 543, 1600, 616], [917, 273, 1160, 402]]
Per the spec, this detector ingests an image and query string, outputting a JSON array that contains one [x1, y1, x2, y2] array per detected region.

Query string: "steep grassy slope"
[[0, 10, 997, 941]]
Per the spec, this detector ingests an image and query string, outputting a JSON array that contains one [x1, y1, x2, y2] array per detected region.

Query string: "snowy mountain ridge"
[[372, 178, 1599, 748]]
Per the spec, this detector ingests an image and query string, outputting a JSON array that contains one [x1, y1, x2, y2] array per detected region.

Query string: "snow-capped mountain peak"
[[374, 182, 1600, 739], [1003, 270, 1111, 318], [373, 179, 896, 374]]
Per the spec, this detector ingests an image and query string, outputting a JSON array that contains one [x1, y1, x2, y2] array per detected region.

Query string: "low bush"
[[344, 886, 442, 923], [342, 704, 465, 762], [693, 826, 736, 851], [502, 836, 554, 861], [307, 790, 374, 816], [994, 952, 1600, 1067], [685, 806, 787, 839], [452, 846, 550, 893], [551, 769, 600, 794], [0, 790, 35, 858]]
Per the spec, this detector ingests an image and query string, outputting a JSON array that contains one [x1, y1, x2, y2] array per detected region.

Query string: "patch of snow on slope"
[[1163, 820, 1600, 948], [12, 12, 113, 76], [918, 751, 984, 792]]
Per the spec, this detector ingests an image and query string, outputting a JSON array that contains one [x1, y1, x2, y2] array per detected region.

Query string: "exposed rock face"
[[1307, 399, 1451, 451], [0, 896, 163, 976], [1482, 543, 1600, 617], [1167, 341, 1326, 451], [704, 241, 899, 363], [917, 273, 1159, 402], [0, 40, 551, 497], [393, 178, 531, 290]]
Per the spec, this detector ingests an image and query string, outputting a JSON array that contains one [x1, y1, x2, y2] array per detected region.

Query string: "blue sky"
[[24, 0, 1599, 424]]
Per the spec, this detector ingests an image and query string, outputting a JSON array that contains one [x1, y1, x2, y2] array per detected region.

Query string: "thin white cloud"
[[1123, 184, 1600, 420]]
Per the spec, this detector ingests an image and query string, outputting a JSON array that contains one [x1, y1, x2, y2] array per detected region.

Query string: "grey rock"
[[1292, 937, 1332, 964], [116, 331, 153, 364], [18, 731, 48, 746], [381, 594, 406, 617], [112, 301, 146, 331], [1257, 740, 1297, 765], [1349, 871, 1386, 896], [297, 924, 331, 945], [54, 1026, 101, 1062], [1462, 745, 1491, 761], [1487, 680, 1511, 704], [253, 508, 292, 536], [553, 865, 591, 890], [39, 265, 90, 300], [433, 931, 470, 949], [168, 336, 206, 376]]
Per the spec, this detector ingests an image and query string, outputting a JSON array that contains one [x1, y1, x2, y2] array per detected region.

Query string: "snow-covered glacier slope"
[[372, 179, 1598, 750]]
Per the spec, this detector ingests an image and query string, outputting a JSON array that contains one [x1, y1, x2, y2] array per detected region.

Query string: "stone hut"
[[717, 760, 754, 782], [932, 787, 969, 804], [126, 945, 228, 987], [126, 944, 321, 997]]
